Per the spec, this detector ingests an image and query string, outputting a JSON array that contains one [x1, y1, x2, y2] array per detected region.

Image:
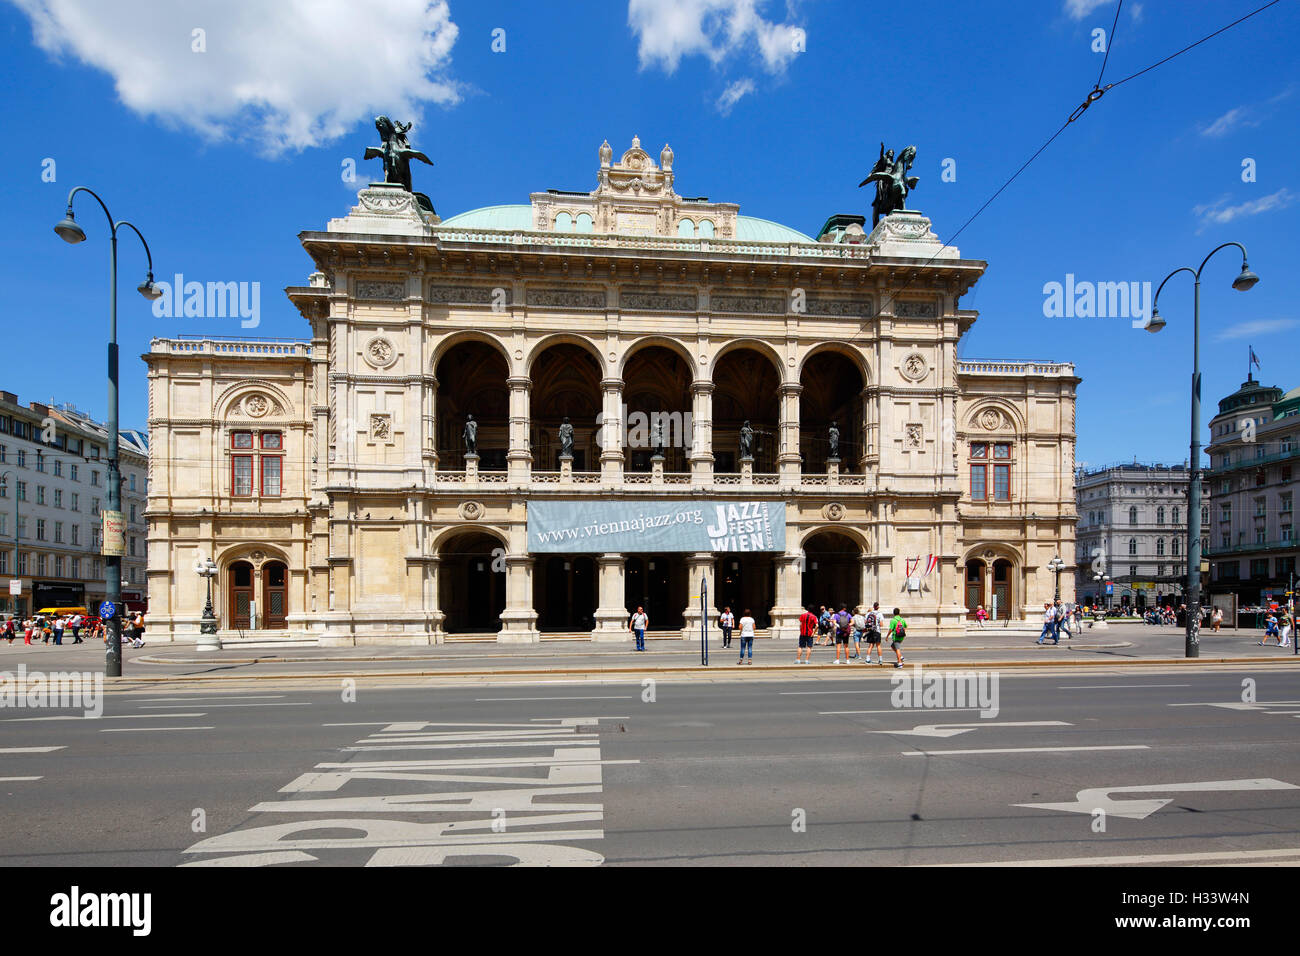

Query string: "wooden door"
[[263, 561, 288, 629], [228, 561, 253, 629]]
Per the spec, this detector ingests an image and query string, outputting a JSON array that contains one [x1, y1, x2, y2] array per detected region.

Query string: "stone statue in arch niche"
[[828, 421, 840, 460], [463, 413, 478, 455], [558, 417, 574, 457], [739, 420, 754, 459]]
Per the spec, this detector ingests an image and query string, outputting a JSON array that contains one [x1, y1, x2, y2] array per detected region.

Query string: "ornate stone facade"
[[144, 139, 1078, 644]]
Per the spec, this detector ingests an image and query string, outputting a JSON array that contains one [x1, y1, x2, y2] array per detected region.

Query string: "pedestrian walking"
[[1053, 600, 1066, 641], [629, 606, 648, 652], [850, 606, 867, 660], [737, 609, 756, 664], [1036, 602, 1058, 645], [53, 616, 65, 646], [1211, 607, 1223, 632], [70, 613, 83, 644], [832, 604, 852, 663], [864, 602, 884, 664], [886, 608, 907, 668], [1280, 609, 1293, 648], [719, 606, 735, 649], [1260, 612, 1280, 645], [974, 605, 987, 628], [796, 605, 818, 664], [23, 618, 32, 645], [129, 611, 146, 648]]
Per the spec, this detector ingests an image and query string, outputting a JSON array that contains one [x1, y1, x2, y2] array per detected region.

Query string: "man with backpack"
[[833, 604, 853, 664], [886, 608, 907, 668], [850, 606, 867, 660], [863, 602, 884, 664]]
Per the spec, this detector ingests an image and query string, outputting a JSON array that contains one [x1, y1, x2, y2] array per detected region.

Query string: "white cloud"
[[1193, 188, 1296, 231], [629, 0, 803, 74], [12, 0, 461, 156], [1199, 106, 1258, 138], [715, 78, 754, 115], [1213, 319, 1300, 342], [1064, 0, 1113, 20]]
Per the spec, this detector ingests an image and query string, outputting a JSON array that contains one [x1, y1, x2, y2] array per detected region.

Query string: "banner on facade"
[[101, 510, 126, 557], [528, 500, 785, 554]]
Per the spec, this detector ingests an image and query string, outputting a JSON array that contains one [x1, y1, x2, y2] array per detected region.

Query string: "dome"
[[734, 216, 813, 243]]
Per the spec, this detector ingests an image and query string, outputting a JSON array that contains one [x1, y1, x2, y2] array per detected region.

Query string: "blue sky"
[[1, 0, 1296, 469]]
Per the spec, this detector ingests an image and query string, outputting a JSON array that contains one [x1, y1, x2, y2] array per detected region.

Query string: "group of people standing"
[[798, 603, 908, 667], [1, 611, 146, 647]]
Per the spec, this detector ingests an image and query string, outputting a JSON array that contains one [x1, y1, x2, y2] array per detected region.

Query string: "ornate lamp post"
[[55, 188, 161, 677], [1048, 554, 1065, 602], [1145, 242, 1259, 658], [194, 556, 221, 652]]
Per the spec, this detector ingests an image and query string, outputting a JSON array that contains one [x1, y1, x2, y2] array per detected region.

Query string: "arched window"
[[554, 212, 573, 231], [1172, 506, 1180, 524], [1156, 538, 1165, 556], [1172, 537, 1180, 556], [575, 212, 593, 233], [1128, 538, 1137, 555], [1129, 506, 1138, 525], [677, 218, 694, 237], [1157, 506, 1165, 524], [698, 219, 714, 237]]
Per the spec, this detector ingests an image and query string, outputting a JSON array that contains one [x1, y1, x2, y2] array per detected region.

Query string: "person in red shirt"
[[796, 605, 819, 664]]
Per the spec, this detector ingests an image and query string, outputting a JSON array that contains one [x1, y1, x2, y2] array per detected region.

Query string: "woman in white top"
[[737, 610, 756, 664]]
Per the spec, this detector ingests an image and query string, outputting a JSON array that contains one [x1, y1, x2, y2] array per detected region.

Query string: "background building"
[[0, 391, 148, 619], [1074, 462, 1194, 609], [145, 138, 1079, 643], [1205, 375, 1299, 606]]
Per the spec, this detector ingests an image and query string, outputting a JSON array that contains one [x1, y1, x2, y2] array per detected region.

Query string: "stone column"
[[680, 552, 716, 640], [506, 376, 532, 482], [593, 553, 628, 641], [858, 554, 872, 614], [427, 554, 445, 643], [600, 377, 624, 485], [778, 382, 802, 482], [498, 554, 539, 642], [770, 552, 804, 640], [689, 380, 714, 487], [424, 374, 439, 472]]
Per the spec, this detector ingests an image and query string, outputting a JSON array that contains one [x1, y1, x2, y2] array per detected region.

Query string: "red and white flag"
[[905, 557, 920, 578], [923, 554, 939, 576]]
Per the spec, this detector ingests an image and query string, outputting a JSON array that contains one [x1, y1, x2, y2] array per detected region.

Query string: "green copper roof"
[[438, 204, 814, 243]]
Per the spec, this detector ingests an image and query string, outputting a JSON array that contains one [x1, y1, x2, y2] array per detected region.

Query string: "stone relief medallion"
[[244, 394, 271, 418], [459, 501, 484, 520], [370, 413, 392, 442], [899, 352, 928, 382], [250, 550, 266, 564], [979, 408, 1003, 431], [822, 502, 846, 521], [363, 336, 398, 370], [905, 424, 923, 448]]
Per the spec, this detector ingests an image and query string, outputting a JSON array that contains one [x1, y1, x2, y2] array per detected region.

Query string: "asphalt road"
[[3, 664, 1300, 866]]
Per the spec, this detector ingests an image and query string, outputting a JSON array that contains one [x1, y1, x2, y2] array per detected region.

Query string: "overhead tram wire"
[[843, 0, 1285, 349]]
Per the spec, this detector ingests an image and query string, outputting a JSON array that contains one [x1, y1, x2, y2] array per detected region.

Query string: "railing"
[[425, 470, 879, 491], [957, 360, 1074, 376], [153, 337, 310, 356], [1206, 539, 1297, 556], [1208, 446, 1300, 474]]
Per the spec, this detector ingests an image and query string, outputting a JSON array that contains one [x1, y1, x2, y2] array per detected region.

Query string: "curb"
[[106, 655, 1300, 682]]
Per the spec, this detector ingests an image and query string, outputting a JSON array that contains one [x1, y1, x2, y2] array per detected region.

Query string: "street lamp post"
[[1146, 242, 1259, 658], [0, 470, 17, 617], [195, 556, 221, 652], [55, 188, 161, 677], [1048, 554, 1065, 603]]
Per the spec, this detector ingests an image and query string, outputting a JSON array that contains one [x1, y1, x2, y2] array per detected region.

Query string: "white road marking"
[[1059, 684, 1191, 689], [474, 696, 634, 702], [0, 776, 42, 782], [0, 713, 206, 721], [1016, 777, 1299, 820], [0, 746, 66, 753], [821, 707, 984, 716], [875, 720, 1070, 739], [139, 695, 287, 702], [100, 726, 216, 733], [780, 690, 894, 696], [138, 702, 310, 709], [904, 745, 1149, 756], [927, 847, 1300, 867]]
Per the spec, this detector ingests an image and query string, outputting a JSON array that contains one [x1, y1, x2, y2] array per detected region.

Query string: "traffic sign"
[[99, 601, 117, 620], [1105, 583, 1114, 595]]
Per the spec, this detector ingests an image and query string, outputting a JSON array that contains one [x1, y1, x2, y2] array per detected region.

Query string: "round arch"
[[430, 524, 509, 553], [796, 342, 872, 385], [617, 335, 700, 382], [800, 529, 864, 611], [525, 332, 606, 377], [213, 380, 296, 421], [709, 338, 787, 384], [964, 398, 1028, 435], [798, 524, 870, 553], [961, 542, 1023, 567], [430, 330, 512, 375]]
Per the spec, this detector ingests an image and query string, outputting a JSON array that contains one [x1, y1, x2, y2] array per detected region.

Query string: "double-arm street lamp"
[[54, 188, 162, 677], [1145, 242, 1259, 658], [1048, 554, 1065, 602], [194, 555, 222, 652]]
